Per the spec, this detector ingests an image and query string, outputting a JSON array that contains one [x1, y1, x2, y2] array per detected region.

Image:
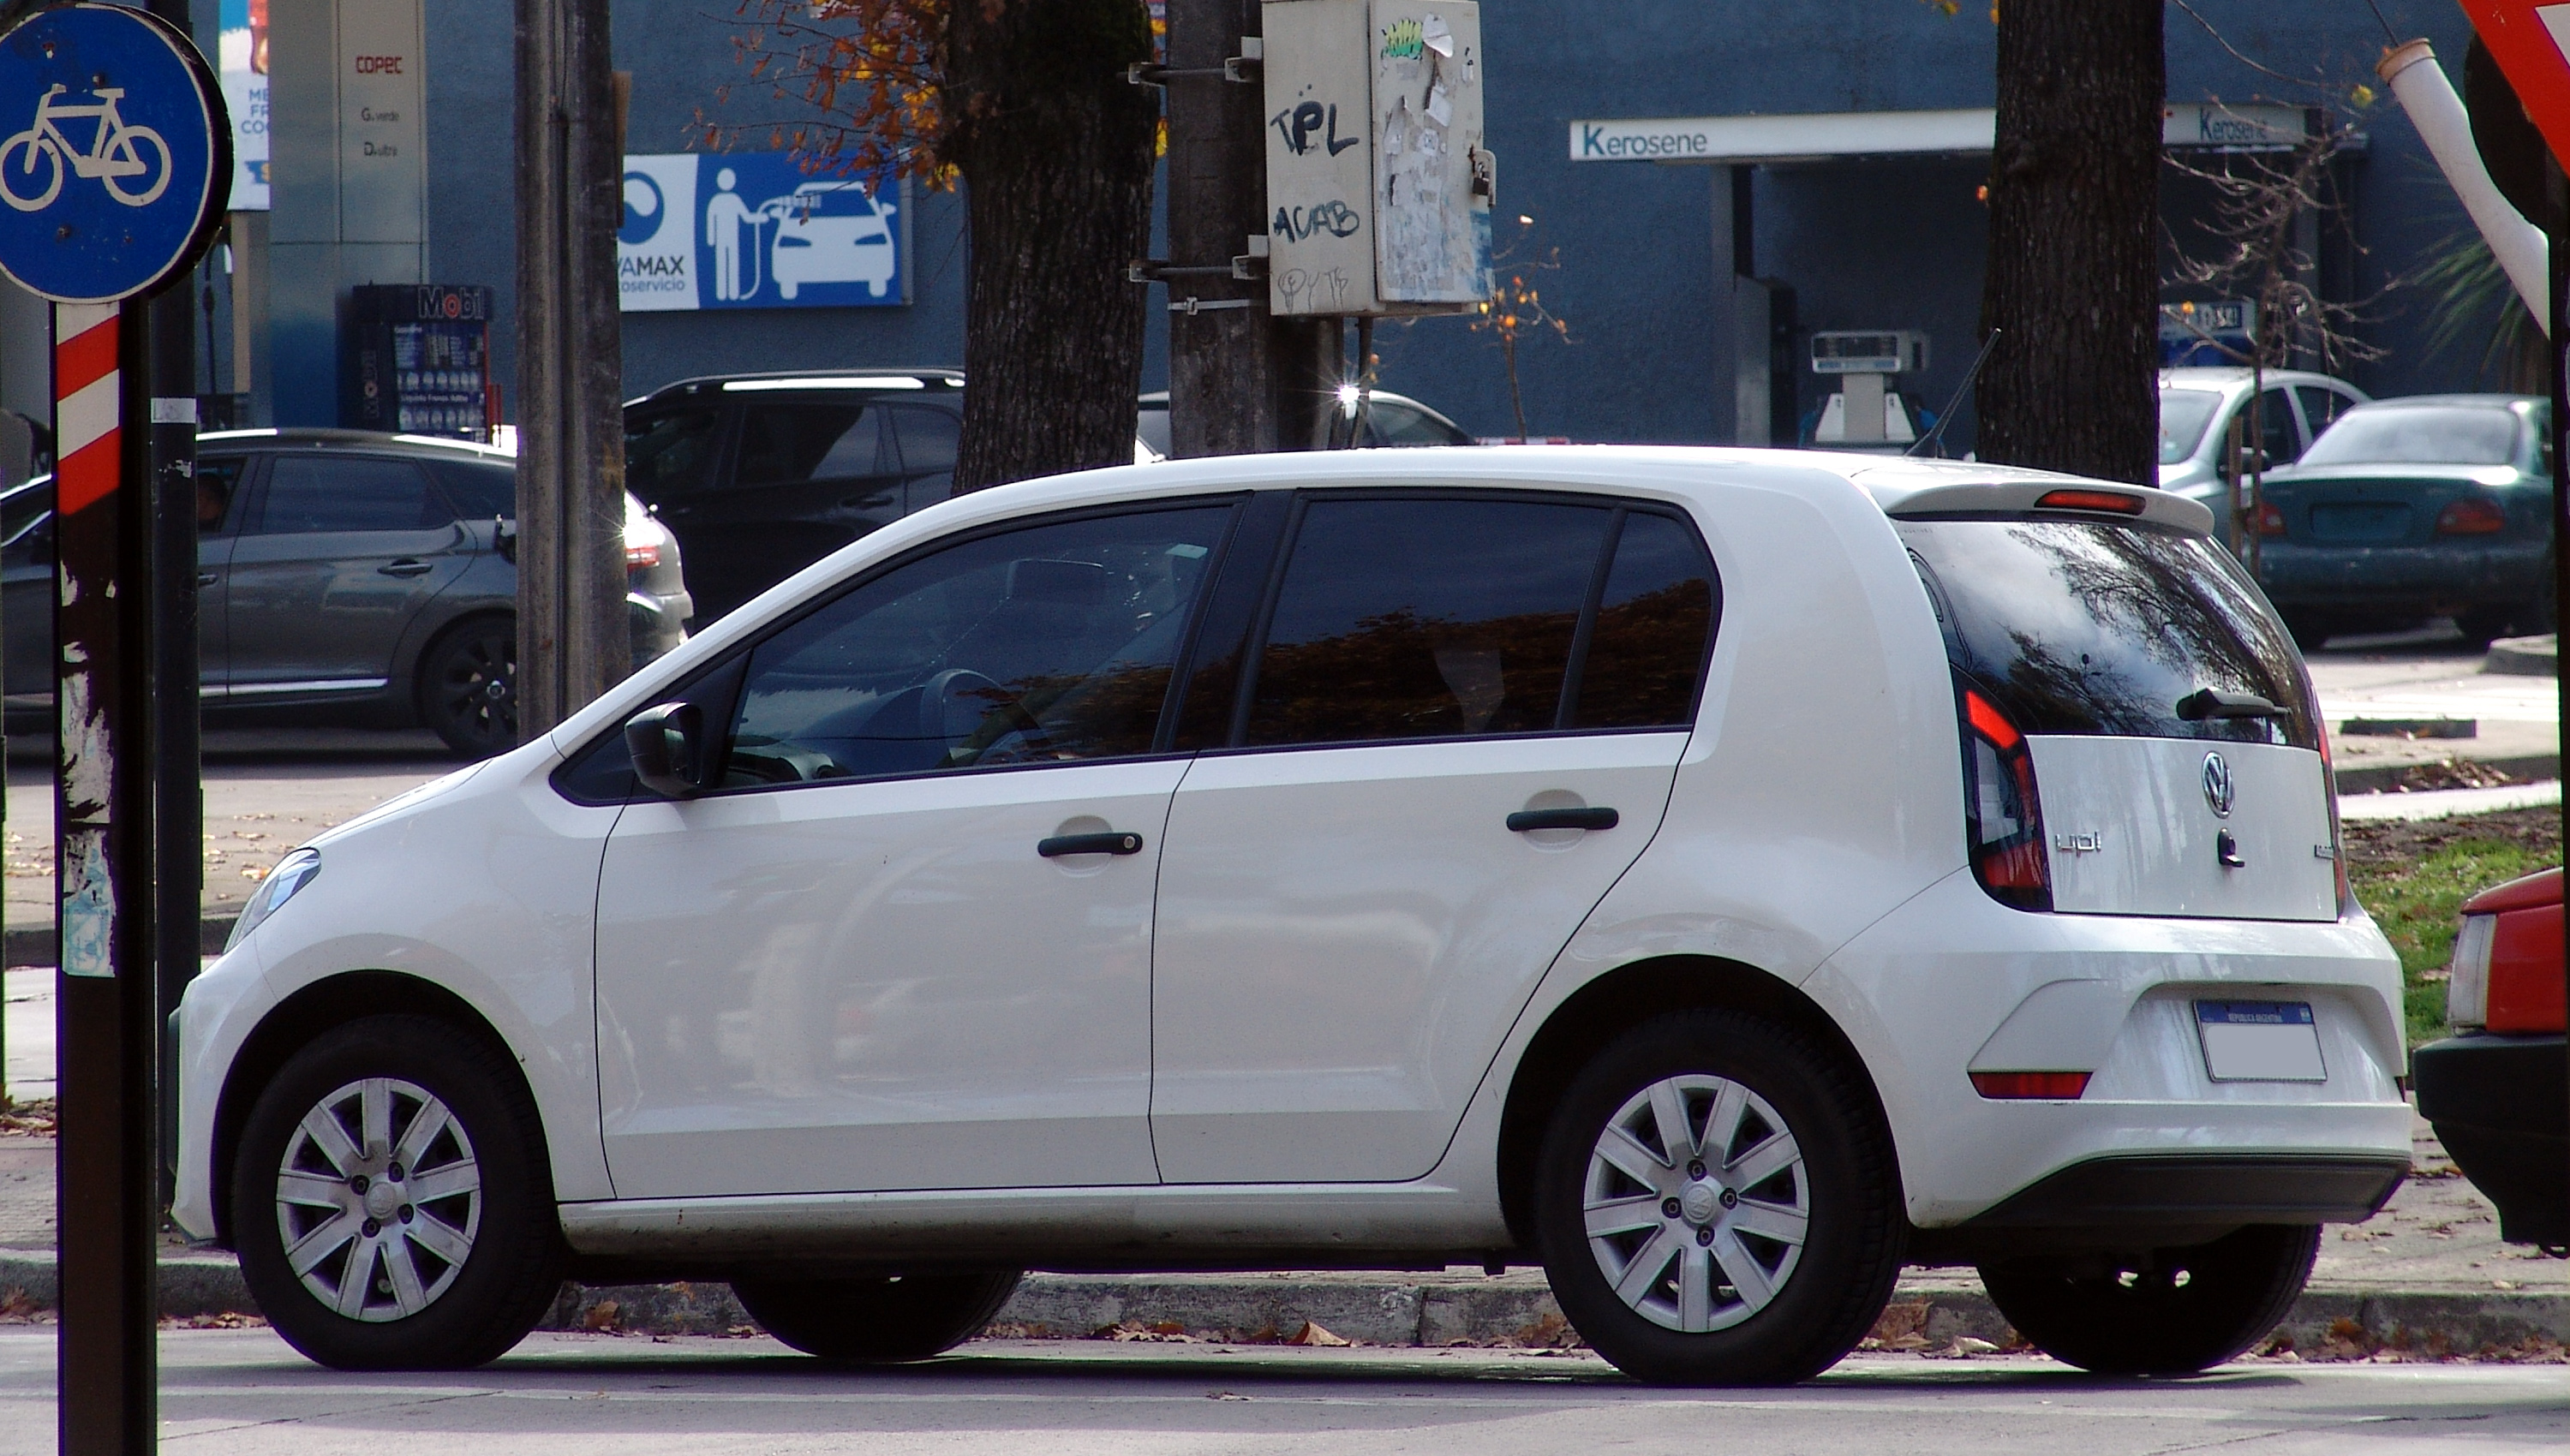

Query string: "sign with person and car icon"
[[618, 151, 906, 313]]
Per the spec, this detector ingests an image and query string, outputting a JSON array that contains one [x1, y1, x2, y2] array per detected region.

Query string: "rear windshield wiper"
[[2176, 687, 2285, 721]]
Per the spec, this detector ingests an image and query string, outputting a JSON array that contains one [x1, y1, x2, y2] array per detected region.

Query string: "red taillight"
[[2254, 501, 2287, 536], [2035, 488, 2146, 515], [1959, 686, 2051, 910], [1970, 1071, 2091, 1100], [2434, 498, 2508, 535], [625, 541, 660, 569]]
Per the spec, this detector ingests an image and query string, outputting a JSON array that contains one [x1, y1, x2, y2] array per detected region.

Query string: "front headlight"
[[227, 847, 321, 952]]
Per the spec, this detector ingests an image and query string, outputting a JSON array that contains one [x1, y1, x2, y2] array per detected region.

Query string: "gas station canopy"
[[1569, 102, 2321, 165]]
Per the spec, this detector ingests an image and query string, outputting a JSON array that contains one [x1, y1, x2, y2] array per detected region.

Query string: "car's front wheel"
[[416, 615, 517, 759], [733, 1270, 1024, 1362], [232, 1015, 564, 1369], [1533, 1010, 1903, 1385], [1978, 1224, 2319, 1374]]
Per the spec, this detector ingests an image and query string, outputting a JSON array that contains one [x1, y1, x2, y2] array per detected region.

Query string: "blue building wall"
[[326, 1, 2488, 443]]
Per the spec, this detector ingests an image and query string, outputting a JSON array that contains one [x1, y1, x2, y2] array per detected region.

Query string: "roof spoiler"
[[1884, 480, 2217, 536]]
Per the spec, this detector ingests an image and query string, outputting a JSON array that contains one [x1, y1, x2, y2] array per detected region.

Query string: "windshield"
[[2158, 389, 2222, 465], [2300, 405, 2522, 468], [1898, 518, 2316, 749]]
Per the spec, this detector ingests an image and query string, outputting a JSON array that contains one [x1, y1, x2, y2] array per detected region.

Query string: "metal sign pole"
[[51, 294, 161, 1456], [0, 8, 230, 1450]]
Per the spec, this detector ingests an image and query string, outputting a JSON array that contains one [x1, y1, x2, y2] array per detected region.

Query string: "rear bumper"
[[2413, 1033, 2568, 1245], [1956, 1153, 2406, 1227], [2257, 540, 2549, 610]]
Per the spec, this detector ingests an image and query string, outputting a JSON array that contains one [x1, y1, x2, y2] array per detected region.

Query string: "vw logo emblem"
[[2202, 751, 2235, 819]]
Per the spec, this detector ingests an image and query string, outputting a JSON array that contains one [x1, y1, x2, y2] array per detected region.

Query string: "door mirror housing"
[[493, 516, 517, 564], [625, 701, 708, 798]]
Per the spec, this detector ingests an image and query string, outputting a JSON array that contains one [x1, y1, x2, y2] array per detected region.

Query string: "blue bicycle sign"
[[2, 83, 174, 211], [0, 3, 226, 303]]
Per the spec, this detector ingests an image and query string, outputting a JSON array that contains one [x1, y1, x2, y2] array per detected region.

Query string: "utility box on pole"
[[1261, 0, 1491, 317]]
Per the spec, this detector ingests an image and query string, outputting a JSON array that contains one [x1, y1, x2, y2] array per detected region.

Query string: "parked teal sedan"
[[2252, 395, 2552, 649]]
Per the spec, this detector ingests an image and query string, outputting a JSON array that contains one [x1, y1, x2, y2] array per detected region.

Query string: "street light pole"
[[514, 0, 630, 739]]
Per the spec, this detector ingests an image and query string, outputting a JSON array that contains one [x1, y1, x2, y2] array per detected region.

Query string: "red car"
[[2412, 867, 2567, 1248]]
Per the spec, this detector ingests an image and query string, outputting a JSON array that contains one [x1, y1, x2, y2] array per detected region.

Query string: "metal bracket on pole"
[[1127, 36, 1264, 86], [1168, 296, 1260, 314]]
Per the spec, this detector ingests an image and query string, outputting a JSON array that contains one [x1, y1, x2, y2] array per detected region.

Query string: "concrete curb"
[[2483, 635, 2557, 677], [3, 1252, 2561, 1355], [2330, 754, 2561, 797]]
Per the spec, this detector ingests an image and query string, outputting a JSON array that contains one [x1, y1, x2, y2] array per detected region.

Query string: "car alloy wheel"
[[272, 1077, 482, 1322], [1581, 1074, 1809, 1334], [419, 618, 517, 758]]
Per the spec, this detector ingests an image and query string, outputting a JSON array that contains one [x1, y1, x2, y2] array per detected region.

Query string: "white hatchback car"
[[174, 448, 2412, 1382]]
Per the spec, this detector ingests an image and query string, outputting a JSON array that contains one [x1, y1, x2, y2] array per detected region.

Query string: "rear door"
[[223, 453, 471, 694], [1901, 516, 2336, 920], [667, 392, 904, 620], [884, 403, 961, 515], [1149, 497, 1719, 1182]]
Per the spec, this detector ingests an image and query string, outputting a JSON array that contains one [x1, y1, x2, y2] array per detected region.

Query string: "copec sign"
[[0, 2, 229, 303], [618, 152, 905, 313]]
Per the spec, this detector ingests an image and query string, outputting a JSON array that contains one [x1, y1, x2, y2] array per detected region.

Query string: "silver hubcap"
[[1582, 1073, 1809, 1333], [273, 1077, 482, 1322]]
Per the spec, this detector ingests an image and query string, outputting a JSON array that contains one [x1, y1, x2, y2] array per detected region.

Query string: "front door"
[[594, 499, 1240, 1197], [1151, 498, 1720, 1183], [222, 453, 471, 695]]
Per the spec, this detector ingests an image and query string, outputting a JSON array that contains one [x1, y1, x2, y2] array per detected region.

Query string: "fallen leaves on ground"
[[0, 1100, 56, 1137]]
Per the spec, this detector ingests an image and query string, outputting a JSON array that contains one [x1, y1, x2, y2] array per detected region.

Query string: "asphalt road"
[[0, 1331, 2561, 1454]]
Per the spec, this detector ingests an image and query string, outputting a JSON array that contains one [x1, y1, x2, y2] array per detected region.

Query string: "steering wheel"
[[916, 668, 1051, 766]]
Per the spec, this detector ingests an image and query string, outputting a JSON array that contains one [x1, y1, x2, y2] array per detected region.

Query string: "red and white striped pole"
[[51, 301, 121, 976]]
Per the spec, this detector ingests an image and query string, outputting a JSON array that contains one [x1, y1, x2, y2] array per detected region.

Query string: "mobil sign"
[[618, 151, 908, 313]]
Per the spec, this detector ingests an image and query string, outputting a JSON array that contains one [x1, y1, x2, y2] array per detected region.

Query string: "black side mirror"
[[493, 515, 517, 564], [625, 701, 707, 798]]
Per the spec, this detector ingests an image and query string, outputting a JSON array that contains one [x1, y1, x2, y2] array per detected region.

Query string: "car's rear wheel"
[[2455, 605, 2516, 650], [232, 1015, 563, 1369], [1977, 1224, 2319, 1374], [417, 615, 517, 759], [732, 1270, 1024, 1362], [1533, 1010, 1903, 1385], [2279, 610, 2335, 653]]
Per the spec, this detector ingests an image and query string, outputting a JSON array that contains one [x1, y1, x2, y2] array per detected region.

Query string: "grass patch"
[[2342, 805, 2561, 1052]]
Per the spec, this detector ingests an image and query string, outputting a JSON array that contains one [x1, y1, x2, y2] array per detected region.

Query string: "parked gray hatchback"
[[3, 429, 691, 756]]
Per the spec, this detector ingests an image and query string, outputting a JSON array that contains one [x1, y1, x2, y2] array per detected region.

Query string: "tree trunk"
[[943, 0, 1160, 492], [1976, 0, 2162, 485]]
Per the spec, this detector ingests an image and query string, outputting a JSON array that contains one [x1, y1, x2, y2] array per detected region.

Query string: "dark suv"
[[3, 429, 691, 756], [622, 369, 973, 623]]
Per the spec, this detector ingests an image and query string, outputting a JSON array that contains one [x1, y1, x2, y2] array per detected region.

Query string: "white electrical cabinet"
[[1262, 1, 1491, 317]]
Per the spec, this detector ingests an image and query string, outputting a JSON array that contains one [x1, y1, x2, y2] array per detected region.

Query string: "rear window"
[[2158, 388, 2223, 465], [1898, 518, 2316, 749], [2300, 405, 2522, 467]]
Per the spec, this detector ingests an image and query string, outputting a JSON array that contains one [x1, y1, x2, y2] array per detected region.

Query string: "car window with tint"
[[2157, 389, 2221, 465], [1898, 518, 2316, 749], [2293, 386, 2356, 444], [1363, 401, 1467, 447], [737, 400, 884, 486], [427, 460, 517, 522], [623, 404, 723, 504], [2256, 387, 2299, 464], [194, 455, 247, 534], [1569, 512, 1718, 729], [720, 504, 1234, 788], [885, 405, 960, 512], [2299, 405, 2522, 467], [1245, 497, 1613, 747], [255, 457, 453, 534]]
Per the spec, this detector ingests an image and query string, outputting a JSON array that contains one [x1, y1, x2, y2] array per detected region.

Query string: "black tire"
[[1978, 1224, 2319, 1375], [232, 1015, 564, 1370], [2279, 611, 2334, 653], [2454, 606, 2514, 651], [1533, 1010, 1903, 1385], [733, 1270, 1024, 1362], [416, 615, 517, 759]]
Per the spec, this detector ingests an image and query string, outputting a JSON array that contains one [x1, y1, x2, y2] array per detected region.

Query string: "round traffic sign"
[[0, 3, 229, 304]]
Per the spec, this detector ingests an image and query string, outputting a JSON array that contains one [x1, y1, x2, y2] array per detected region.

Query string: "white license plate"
[[2196, 1000, 2327, 1083]]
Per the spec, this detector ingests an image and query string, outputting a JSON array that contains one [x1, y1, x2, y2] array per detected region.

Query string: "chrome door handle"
[[379, 558, 434, 578], [1038, 831, 1145, 857], [1508, 807, 1619, 833], [195, 571, 218, 587]]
